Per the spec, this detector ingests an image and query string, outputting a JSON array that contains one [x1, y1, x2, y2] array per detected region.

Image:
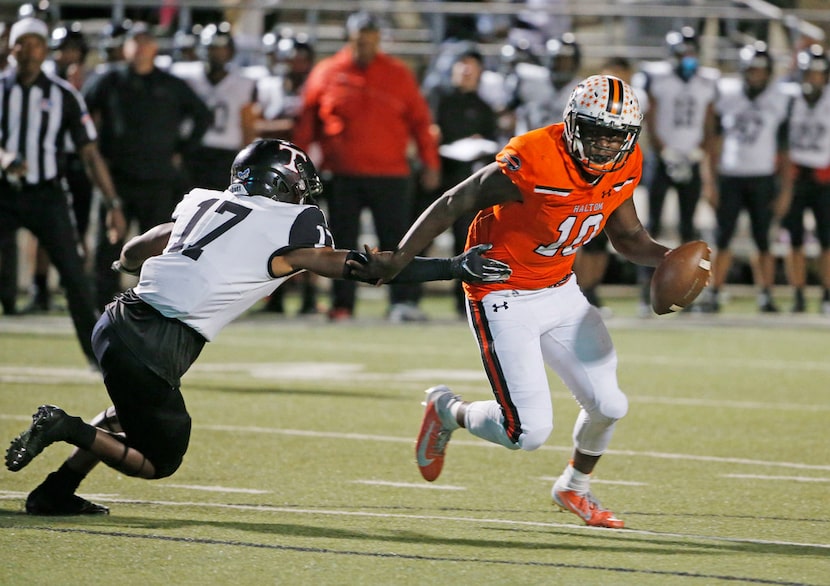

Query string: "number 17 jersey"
[[464, 123, 642, 301], [135, 188, 333, 340]]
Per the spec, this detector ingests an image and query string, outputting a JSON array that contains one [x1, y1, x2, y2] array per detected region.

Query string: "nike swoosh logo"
[[556, 493, 592, 521], [416, 420, 436, 467]]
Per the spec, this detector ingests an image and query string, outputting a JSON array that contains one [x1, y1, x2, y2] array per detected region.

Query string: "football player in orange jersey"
[[365, 75, 672, 528]]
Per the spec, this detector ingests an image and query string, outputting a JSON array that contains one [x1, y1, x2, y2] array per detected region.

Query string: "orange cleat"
[[553, 488, 625, 528], [415, 386, 460, 482]]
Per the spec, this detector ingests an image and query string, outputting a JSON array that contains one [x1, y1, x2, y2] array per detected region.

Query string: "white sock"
[[556, 463, 591, 494]]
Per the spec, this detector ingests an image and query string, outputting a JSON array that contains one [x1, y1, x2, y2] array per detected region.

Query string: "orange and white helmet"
[[563, 74, 643, 173]]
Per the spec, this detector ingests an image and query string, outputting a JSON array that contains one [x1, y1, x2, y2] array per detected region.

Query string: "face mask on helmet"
[[563, 75, 643, 174], [229, 140, 323, 204]]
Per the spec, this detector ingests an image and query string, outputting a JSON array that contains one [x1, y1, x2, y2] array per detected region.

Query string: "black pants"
[[92, 311, 191, 479], [0, 182, 97, 360], [646, 153, 702, 242], [782, 168, 830, 249], [715, 175, 776, 251], [327, 175, 419, 312], [94, 174, 180, 310]]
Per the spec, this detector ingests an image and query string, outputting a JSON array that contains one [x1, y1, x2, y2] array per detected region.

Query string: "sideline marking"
[[158, 484, 271, 494], [723, 474, 830, 483], [351, 479, 466, 490], [1, 491, 827, 551], [199, 423, 830, 472], [0, 415, 826, 473], [541, 476, 648, 487]]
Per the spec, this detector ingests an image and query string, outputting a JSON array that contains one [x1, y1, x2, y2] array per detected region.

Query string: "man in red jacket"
[[293, 11, 441, 321]]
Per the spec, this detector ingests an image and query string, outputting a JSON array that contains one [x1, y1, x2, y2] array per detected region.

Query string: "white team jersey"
[[715, 76, 791, 177], [513, 62, 579, 134], [787, 84, 830, 170], [171, 61, 256, 151], [640, 60, 719, 155], [478, 70, 511, 113], [135, 188, 333, 340], [256, 74, 297, 121]]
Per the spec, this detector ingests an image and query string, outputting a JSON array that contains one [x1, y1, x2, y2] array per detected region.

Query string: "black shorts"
[[782, 169, 830, 249], [715, 175, 776, 251], [91, 296, 205, 478]]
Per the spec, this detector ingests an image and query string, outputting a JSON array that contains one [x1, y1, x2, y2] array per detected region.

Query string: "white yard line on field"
[[0, 413, 826, 472], [157, 484, 271, 494], [0, 490, 827, 550], [199, 423, 830, 472], [351, 480, 466, 490], [722, 474, 830, 483]]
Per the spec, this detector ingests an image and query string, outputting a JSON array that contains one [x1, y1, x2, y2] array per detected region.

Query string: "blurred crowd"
[[2, 0, 830, 338]]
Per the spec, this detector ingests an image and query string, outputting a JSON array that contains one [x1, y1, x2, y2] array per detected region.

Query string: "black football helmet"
[[545, 32, 581, 86], [49, 22, 88, 57], [229, 139, 323, 204], [200, 21, 234, 51], [666, 26, 698, 58], [796, 44, 829, 102]]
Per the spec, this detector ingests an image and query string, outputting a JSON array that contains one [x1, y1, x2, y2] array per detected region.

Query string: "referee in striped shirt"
[[0, 17, 126, 365]]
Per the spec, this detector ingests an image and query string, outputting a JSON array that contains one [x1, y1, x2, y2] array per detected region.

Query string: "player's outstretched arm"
[[273, 245, 511, 285], [346, 243, 511, 285]]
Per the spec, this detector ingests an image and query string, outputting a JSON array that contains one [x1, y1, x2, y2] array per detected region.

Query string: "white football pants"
[[464, 276, 628, 456]]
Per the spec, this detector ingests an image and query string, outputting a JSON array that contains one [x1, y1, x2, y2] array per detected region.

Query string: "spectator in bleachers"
[[293, 11, 441, 322]]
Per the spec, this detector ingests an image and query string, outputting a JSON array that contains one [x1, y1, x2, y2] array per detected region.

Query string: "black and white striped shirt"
[[0, 68, 97, 185]]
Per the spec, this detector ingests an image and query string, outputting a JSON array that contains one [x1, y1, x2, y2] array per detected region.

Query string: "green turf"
[[1, 290, 828, 585]]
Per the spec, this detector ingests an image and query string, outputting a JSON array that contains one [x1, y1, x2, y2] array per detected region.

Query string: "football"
[[650, 240, 711, 315]]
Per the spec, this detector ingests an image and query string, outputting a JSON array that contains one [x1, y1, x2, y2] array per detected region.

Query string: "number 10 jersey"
[[464, 123, 642, 301]]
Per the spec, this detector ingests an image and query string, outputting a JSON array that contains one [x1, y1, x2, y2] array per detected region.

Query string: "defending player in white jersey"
[[702, 41, 792, 313], [4, 139, 511, 516]]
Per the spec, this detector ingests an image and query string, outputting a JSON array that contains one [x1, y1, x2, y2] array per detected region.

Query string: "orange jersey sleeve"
[[464, 124, 643, 301]]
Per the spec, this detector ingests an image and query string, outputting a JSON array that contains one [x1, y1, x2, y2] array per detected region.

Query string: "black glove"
[[450, 244, 512, 284]]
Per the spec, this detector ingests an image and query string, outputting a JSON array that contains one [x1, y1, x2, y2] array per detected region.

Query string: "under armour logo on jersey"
[[501, 153, 521, 171], [492, 301, 509, 312]]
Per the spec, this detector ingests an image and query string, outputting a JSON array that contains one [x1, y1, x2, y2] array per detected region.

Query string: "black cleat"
[[26, 487, 109, 516], [6, 405, 73, 472]]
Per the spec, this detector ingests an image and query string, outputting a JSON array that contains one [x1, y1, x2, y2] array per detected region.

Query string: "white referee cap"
[[9, 17, 49, 47]]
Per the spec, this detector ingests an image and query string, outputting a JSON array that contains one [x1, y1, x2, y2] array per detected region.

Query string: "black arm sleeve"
[[343, 251, 453, 283]]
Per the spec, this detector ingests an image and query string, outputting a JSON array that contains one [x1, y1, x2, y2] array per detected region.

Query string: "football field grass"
[[1, 291, 828, 585]]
